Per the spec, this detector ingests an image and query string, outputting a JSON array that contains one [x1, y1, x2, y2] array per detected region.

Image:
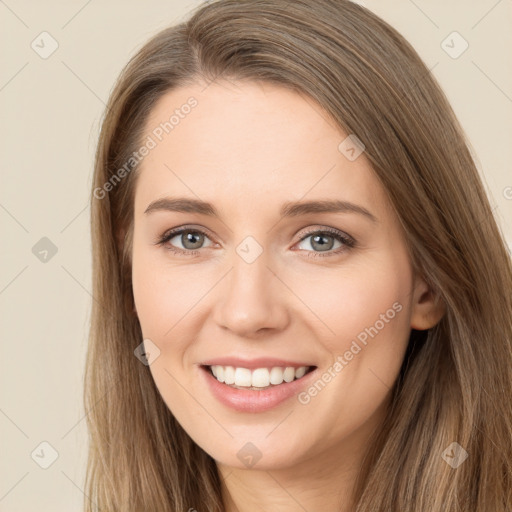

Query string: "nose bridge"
[[213, 237, 289, 336], [232, 239, 270, 295]]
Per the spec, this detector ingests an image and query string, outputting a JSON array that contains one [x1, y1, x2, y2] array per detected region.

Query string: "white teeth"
[[209, 365, 311, 388], [283, 367, 295, 383], [269, 367, 284, 385], [295, 366, 307, 378], [224, 366, 236, 385], [234, 367, 252, 387], [251, 368, 270, 387]]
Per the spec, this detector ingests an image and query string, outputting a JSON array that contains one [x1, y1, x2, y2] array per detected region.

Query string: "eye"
[[156, 226, 214, 256], [294, 227, 356, 258]]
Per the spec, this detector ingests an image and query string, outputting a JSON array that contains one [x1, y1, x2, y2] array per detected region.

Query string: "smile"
[[199, 364, 318, 413], [207, 365, 312, 389]]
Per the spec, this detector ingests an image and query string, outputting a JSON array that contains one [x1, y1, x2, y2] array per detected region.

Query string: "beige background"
[[1, 0, 511, 510]]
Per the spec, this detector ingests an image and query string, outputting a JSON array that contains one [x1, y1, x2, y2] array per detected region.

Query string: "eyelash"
[[155, 224, 356, 259]]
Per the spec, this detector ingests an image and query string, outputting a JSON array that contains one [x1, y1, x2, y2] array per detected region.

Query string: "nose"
[[212, 248, 290, 338]]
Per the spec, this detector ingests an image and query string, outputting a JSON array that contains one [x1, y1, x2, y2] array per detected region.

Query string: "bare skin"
[[130, 79, 444, 512]]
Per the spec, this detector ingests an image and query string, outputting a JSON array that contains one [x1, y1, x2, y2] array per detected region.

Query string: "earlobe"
[[410, 275, 445, 330]]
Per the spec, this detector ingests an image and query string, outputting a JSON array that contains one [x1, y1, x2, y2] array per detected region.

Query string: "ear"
[[410, 274, 445, 330]]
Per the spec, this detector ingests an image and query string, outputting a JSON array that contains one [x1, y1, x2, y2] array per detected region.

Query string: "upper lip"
[[200, 357, 316, 370]]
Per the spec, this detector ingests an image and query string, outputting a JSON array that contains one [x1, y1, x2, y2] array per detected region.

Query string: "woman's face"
[[131, 79, 434, 471]]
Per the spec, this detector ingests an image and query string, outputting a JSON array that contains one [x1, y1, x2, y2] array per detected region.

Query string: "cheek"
[[132, 261, 170, 339], [294, 255, 411, 346], [132, 244, 204, 343], [131, 243, 223, 393], [131, 249, 204, 422], [336, 271, 407, 346], [290, 251, 413, 392], [283, 259, 412, 444]]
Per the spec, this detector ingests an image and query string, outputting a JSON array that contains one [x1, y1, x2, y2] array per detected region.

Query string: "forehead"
[[134, 80, 388, 219]]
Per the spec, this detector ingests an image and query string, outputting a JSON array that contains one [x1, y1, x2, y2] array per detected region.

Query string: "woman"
[[84, 1, 512, 510]]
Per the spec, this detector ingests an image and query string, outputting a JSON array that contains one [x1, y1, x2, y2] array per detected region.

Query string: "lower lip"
[[199, 365, 318, 413]]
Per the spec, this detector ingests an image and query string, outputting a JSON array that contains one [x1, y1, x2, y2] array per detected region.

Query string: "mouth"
[[200, 364, 317, 391]]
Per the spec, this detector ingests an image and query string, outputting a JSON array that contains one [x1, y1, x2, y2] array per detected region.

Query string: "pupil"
[[312, 234, 333, 252], [183, 231, 203, 249]]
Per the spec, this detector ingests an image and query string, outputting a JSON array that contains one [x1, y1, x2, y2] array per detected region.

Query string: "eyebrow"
[[144, 197, 377, 223]]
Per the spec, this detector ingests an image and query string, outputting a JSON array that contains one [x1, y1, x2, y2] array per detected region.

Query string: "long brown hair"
[[84, 1, 512, 510]]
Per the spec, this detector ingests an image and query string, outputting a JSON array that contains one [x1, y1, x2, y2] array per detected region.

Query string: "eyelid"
[[156, 224, 217, 243], [295, 225, 353, 242]]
